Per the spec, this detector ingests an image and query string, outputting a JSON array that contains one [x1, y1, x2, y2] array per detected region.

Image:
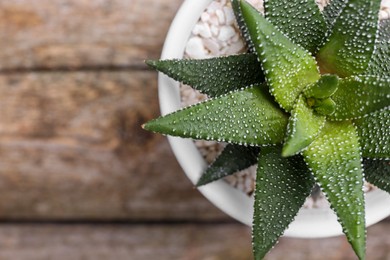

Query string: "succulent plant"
[[143, 0, 390, 259]]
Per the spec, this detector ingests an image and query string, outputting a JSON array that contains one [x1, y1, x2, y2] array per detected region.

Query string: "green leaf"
[[264, 0, 327, 53], [322, 0, 347, 29], [145, 54, 263, 97], [144, 85, 288, 146], [328, 75, 390, 120], [303, 75, 339, 116], [240, 0, 320, 112], [253, 146, 314, 260], [313, 97, 336, 116], [303, 121, 366, 260], [197, 144, 260, 186], [365, 42, 390, 77], [364, 158, 390, 193], [317, 0, 381, 77], [282, 95, 325, 157], [364, 20, 390, 77], [355, 108, 390, 159], [304, 74, 339, 99], [231, 0, 255, 51]]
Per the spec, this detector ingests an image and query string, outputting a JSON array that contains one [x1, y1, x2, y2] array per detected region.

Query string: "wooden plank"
[[0, 221, 388, 259], [0, 0, 182, 70], [0, 71, 227, 220], [0, 223, 252, 260]]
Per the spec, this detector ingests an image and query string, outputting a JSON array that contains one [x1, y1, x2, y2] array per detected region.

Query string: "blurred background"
[[0, 0, 388, 259]]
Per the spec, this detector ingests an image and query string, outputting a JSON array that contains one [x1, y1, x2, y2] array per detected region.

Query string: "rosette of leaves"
[[143, 0, 390, 259]]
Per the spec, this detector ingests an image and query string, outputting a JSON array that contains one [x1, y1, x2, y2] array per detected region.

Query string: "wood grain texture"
[[0, 71, 226, 220], [0, 223, 252, 260], [0, 221, 388, 260], [0, 0, 182, 70]]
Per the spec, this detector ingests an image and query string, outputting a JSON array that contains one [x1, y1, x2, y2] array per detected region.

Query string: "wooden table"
[[0, 0, 388, 259]]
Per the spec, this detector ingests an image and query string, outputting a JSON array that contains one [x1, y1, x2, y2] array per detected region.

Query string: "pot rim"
[[157, 0, 390, 238]]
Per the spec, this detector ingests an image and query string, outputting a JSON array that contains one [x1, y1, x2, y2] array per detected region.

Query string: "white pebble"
[[209, 15, 220, 26], [218, 25, 236, 41], [196, 23, 212, 38], [226, 40, 245, 54], [216, 9, 225, 24], [220, 41, 228, 48], [207, 1, 222, 13], [186, 37, 208, 59], [231, 34, 240, 43], [382, 0, 390, 9], [203, 38, 220, 55], [201, 12, 210, 23], [210, 24, 219, 36], [192, 24, 200, 35], [223, 6, 236, 25], [380, 9, 389, 20], [316, 0, 329, 10]]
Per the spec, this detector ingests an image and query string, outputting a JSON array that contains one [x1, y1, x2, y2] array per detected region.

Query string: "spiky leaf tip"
[[253, 146, 314, 260], [144, 85, 288, 147], [240, 0, 320, 112], [197, 144, 260, 186], [303, 121, 366, 260], [145, 54, 264, 97], [282, 95, 325, 157]]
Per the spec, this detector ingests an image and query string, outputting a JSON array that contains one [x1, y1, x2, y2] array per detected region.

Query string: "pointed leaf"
[[317, 0, 381, 77], [303, 121, 366, 260], [328, 75, 390, 120], [231, 0, 255, 51], [146, 54, 263, 97], [144, 85, 288, 146], [264, 0, 327, 53], [364, 158, 390, 193], [240, 0, 320, 111], [313, 97, 336, 116], [197, 144, 260, 186], [253, 146, 314, 260], [303, 74, 339, 99], [355, 108, 390, 159], [283, 95, 325, 157], [322, 0, 348, 28]]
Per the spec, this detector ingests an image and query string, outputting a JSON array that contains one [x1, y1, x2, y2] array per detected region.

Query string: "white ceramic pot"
[[157, 0, 390, 238]]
